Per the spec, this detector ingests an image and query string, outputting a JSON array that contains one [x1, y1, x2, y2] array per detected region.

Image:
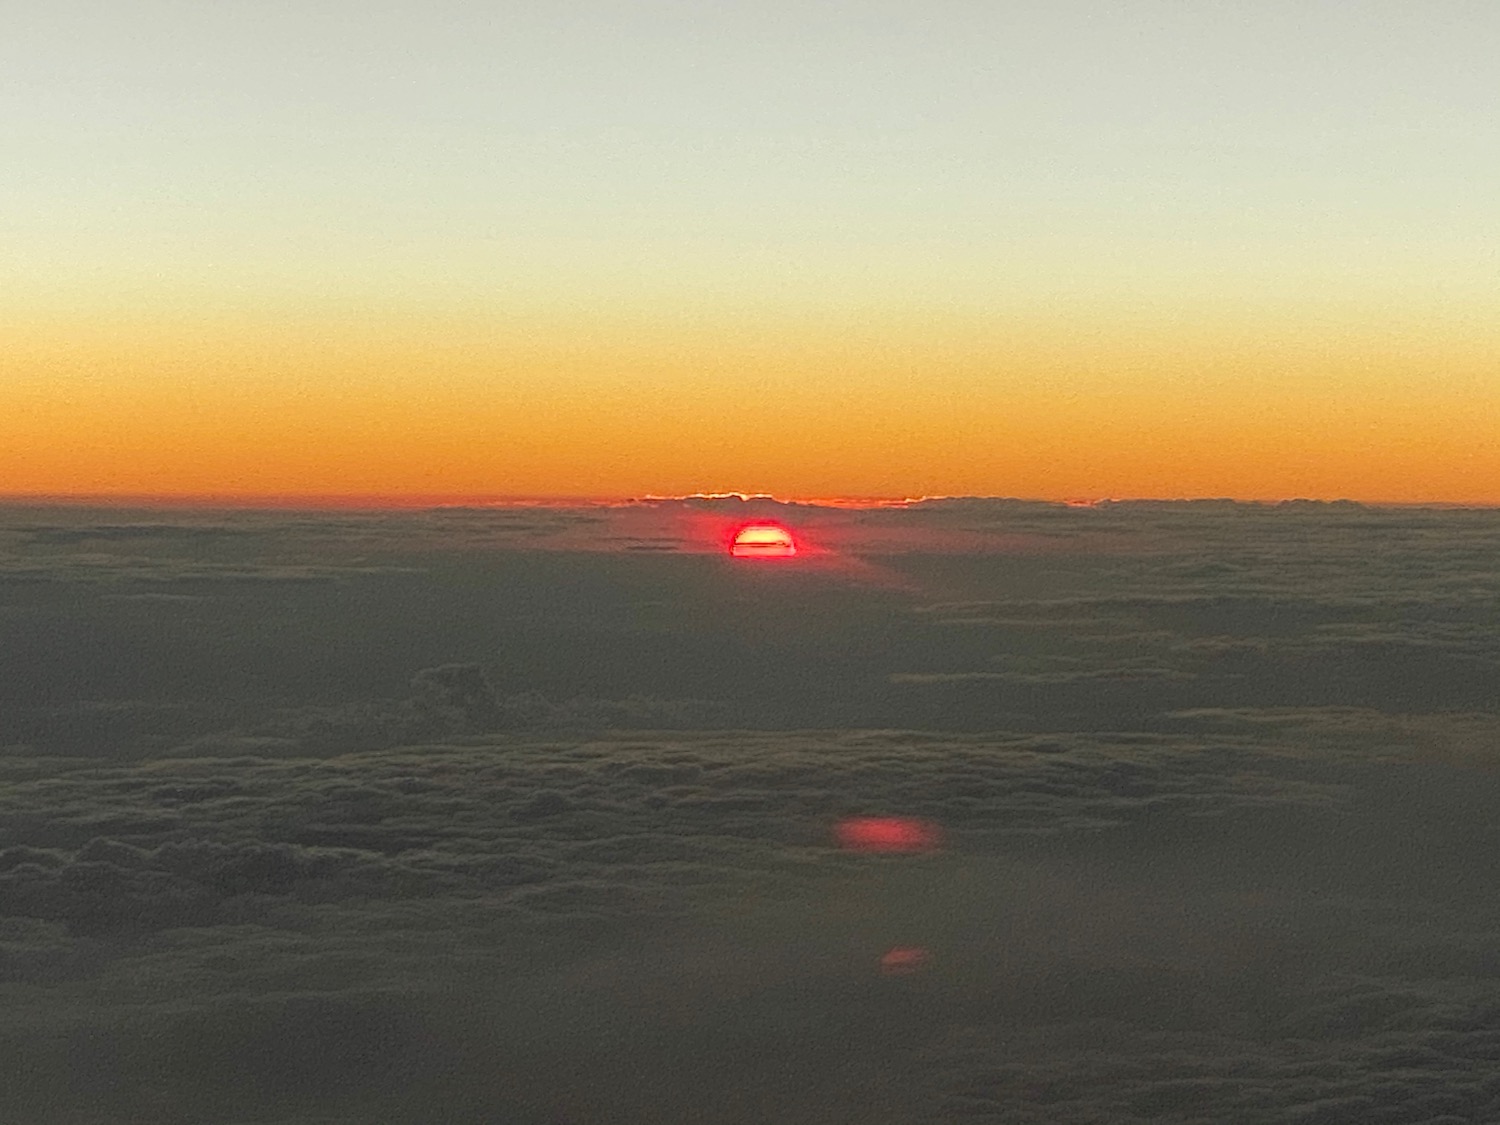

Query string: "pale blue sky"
[[6, 0, 1496, 313]]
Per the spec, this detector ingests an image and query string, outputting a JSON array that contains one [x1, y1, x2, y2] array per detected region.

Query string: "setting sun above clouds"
[[729, 522, 797, 558]]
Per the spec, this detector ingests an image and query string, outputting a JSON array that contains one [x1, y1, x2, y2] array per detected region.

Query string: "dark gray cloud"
[[6, 719, 1500, 1121], [4, 499, 1500, 1123]]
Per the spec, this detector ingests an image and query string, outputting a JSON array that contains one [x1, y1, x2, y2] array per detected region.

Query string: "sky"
[[4, 0, 1497, 503]]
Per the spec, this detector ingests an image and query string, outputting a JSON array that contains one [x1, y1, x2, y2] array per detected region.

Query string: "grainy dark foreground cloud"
[[3, 499, 1500, 1123]]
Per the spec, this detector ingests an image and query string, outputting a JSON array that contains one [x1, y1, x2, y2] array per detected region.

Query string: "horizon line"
[[1, 492, 1497, 512]]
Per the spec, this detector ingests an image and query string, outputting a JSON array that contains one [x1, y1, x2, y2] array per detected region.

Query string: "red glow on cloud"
[[880, 946, 930, 976], [835, 817, 943, 853]]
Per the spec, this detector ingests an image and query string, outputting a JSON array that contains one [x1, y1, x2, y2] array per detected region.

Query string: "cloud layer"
[[5, 718, 1500, 1122], [3, 499, 1499, 1122]]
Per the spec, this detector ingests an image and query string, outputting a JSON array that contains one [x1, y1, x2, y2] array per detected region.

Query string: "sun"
[[729, 522, 797, 558]]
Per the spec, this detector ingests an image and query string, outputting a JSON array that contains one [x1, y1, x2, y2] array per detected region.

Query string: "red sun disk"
[[730, 522, 797, 558]]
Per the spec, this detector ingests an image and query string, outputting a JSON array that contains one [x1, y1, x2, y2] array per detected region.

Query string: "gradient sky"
[[4, 0, 1497, 502]]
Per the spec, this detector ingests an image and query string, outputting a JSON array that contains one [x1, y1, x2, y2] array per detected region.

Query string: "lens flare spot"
[[880, 946, 930, 976], [730, 522, 797, 558], [835, 816, 942, 853]]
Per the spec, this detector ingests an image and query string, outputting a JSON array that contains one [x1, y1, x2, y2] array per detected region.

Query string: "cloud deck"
[[2, 499, 1499, 1122]]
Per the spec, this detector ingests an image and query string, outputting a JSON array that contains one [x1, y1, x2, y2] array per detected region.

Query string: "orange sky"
[[5, 5, 1497, 505], [5, 297, 1497, 505]]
